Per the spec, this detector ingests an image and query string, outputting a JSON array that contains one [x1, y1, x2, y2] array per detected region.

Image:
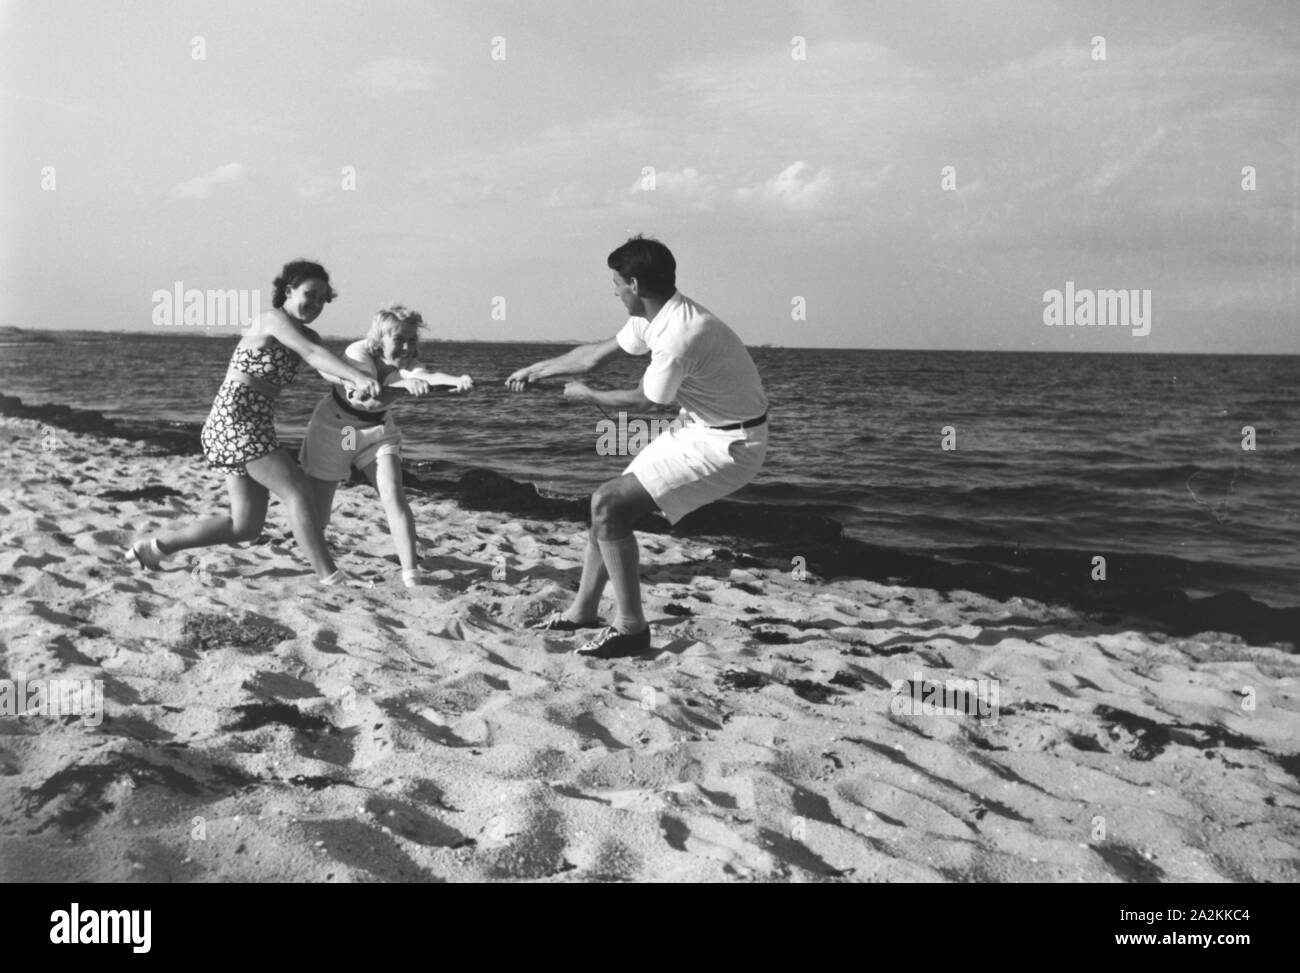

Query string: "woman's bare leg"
[[155, 474, 268, 554], [363, 454, 418, 573], [309, 477, 338, 530], [245, 449, 336, 578]]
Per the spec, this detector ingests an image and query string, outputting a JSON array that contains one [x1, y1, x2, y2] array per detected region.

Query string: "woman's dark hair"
[[272, 260, 337, 309], [607, 236, 675, 298]]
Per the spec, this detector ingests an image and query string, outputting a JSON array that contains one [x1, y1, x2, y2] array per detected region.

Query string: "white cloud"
[[997, 41, 1092, 81], [207, 110, 274, 140], [413, 156, 519, 206], [540, 184, 597, 210], [297, 175, 332, 200], [735, 162, 834, 211], [621, 166, 721, 212], [1083, 127, 1167, 195], [349, 58, 441, 95], [170, 162, 244, 199], [856, 163, 895, 194], [659, 40, 927, 120]]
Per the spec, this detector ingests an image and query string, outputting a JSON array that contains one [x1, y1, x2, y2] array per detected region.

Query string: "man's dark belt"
[[332, 386, 387, 424], [709, 412, 767, 431]]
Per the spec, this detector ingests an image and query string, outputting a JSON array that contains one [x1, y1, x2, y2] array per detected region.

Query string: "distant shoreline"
[[3, 326, 1299, 357]]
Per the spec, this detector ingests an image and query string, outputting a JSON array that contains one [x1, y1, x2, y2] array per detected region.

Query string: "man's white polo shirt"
[[615, 291, 768, 427]]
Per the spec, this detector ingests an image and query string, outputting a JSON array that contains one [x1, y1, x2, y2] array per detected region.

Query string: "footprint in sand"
[[14, 552, 65, 570], [658, 813, 774, 877], [299, 818, 435, 882], [19, 751, 256, 833], [223, 701, 358, 766], [364, 796, 472, 849], [378, 698, 473, 749], [486, 804, 576, 880], [0, 746, 20, 776], [757, 826, 853, 879], [96, 711, 175, 744], [311, 629, 344, 655], [243, 671, 324, 701], [585, 836, 644, 880]]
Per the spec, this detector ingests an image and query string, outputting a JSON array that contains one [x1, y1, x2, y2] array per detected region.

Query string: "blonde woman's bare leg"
[[363, 453, 418, 573], [309, 477, 338, 530]]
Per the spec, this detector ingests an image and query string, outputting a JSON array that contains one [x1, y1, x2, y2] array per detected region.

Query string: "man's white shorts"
[[623, 420, 768, 525], [299, 393, 402, 482]]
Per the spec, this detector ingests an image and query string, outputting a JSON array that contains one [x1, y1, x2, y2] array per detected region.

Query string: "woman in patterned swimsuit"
[[124, 260, 381, 584]]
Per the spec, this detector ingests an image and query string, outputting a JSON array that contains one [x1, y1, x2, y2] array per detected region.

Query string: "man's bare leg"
[[563, 533, 608, 624], [590, 473, 657, 635]]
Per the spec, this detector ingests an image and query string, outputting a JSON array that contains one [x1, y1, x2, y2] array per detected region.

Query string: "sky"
[[1, 0, 1297, 352]]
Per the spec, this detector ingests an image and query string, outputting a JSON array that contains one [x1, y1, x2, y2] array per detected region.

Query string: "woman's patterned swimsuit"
[[200, 341, 304, 475]]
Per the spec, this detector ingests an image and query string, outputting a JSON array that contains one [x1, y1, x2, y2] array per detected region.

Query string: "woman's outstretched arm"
[[261, 315, 380, 398]]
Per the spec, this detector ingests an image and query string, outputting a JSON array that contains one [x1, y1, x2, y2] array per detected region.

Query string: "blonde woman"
[[301, 304, 472, 587]]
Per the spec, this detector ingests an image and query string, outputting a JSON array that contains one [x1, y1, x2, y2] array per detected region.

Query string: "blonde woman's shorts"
[[299, 392, 402, 482]]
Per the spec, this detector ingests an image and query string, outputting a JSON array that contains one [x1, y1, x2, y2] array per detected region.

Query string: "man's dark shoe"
[[575, 626, 653, 659]]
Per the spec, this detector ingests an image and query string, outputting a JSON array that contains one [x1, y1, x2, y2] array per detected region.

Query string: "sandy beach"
[[1, 413, 1297, 883]]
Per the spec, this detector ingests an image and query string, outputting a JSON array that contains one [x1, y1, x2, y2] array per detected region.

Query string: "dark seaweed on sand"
[[175, 611, 294, 655]]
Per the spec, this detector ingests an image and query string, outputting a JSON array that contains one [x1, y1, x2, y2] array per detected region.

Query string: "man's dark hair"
[[607, 236, 676, 297]]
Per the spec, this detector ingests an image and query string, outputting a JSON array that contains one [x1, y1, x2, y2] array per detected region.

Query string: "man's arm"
[[566, 347, 686, 413], [505, 337, 623, 390], [563, 376, 665, 412]]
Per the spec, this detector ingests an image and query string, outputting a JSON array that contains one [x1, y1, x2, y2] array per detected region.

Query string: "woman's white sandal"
[[124, 538, 166, 570], [320, 569, 373, 589]]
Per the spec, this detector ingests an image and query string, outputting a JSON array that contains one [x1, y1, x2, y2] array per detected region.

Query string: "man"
[[505, 237, 769, 658]]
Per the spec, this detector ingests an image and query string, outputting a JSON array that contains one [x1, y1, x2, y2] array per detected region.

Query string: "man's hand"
[[505, 363, 543, 392], [563, 380, 593, 402], [450, 374, 474, 393], [406, 377, 432, 397]]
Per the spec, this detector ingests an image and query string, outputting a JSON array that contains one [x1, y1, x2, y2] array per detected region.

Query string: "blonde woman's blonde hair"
[[364, 304, 426, 357]]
